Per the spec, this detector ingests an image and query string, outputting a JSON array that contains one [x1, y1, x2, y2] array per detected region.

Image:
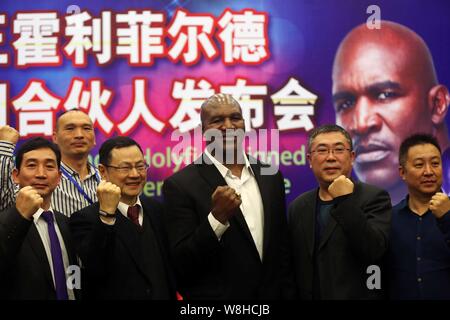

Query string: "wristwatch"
[[99, 210, 117, 218]]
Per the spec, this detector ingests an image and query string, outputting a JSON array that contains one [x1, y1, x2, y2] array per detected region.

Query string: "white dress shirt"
[[33, 207, 75, 300], [204, 150, 265, 260]]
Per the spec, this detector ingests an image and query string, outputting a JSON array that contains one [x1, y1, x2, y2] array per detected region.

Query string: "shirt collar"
[[33, 206, 54, 224], [117, 197, 142, 217], [61, 161, 97, 178], [397, 194, 434, 217], [203, 148, 254, 178]]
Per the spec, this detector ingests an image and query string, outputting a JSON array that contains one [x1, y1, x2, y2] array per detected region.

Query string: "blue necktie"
[[41, 211, 69, 300]]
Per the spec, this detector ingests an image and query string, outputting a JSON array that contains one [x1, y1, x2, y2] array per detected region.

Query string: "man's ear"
[[12, 168, 19, 185], [52, 130, 58, 144], [307, 153, 312, 168], [98, 164, 107, 180], [429, 85, 450, 126], [399, 165, 406, 181]]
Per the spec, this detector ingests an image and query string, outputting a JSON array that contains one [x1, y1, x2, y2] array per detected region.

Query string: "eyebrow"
[[412, 156, 441, 161], [332, 81, 402, 103], [25, 158, 57, 163], [332, 91, 354, 104], [315, 142, 346, 148], [366, 81, 402, 94]]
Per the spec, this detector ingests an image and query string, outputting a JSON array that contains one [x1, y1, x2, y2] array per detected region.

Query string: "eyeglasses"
[[310, 146, 351, 157], [105, 163, 149, 174]]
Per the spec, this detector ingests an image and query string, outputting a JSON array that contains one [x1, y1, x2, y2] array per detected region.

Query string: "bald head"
[[200, 93, 242, 127], [333, 21, 437, 90]]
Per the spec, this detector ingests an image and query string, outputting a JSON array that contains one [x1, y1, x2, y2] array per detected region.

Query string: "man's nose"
[[35, 165, 47, 177], [423, 163, 434, 176], [220, 117, 234, 130], [350, 97, 382, 136]]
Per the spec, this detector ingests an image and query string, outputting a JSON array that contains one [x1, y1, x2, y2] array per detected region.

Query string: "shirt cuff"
[[208, 212, 230, 240], [99, 215, 116, 225], [0, 141, 15, 157]]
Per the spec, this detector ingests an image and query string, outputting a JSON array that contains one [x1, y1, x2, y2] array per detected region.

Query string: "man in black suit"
[[70, 136, 176, 300], [288, 124, 391, 299], [0, 137, 78, 300], [163, 93, 294, 299]]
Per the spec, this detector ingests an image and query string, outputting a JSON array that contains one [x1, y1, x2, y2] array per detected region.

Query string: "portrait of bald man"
[[332, 20, 450, 204]]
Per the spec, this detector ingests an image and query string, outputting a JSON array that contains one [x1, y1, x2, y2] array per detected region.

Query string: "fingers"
[[0, 125, 19, 144], [98, 180, 121, 214], [212, 186, 241, 202], [16, 186, 44, 219]]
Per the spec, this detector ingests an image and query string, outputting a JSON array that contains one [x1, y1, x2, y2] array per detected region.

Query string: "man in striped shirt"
[[0, 109, 99, 216]]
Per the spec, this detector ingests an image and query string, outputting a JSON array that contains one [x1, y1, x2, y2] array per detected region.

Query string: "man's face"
[[400, 143, 442, 197], [202, 102, 245, 160], [333, 42, 432, 189], [53, 111, 96, 159], [12, 148, 61, 200], [308, 132, 355, 187], [100, 145, 147, 204]]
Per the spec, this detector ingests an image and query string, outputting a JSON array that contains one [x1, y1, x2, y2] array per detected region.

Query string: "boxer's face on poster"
[[333, 41, 432, 190]]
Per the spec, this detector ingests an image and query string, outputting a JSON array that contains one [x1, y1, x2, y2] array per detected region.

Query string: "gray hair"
[[307, 124, 353, 152]]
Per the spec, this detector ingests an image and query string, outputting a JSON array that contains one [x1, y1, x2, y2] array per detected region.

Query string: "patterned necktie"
[[127, 205, 141, 227], [41, 211, 69, 300]]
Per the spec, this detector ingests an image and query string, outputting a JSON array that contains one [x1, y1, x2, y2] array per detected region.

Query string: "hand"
[[0, 125, 19, 144], [97, 180, 121, 214], [15, 186, 43, 219], [211, 186, 241, 224], [328, 175, 354, 199], [429, 192, 450, 219]]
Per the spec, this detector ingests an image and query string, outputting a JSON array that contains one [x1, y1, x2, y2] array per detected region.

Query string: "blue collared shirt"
[[388, 197, 450, 300]]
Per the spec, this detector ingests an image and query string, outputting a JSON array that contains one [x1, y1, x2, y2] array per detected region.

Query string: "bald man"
[[162, 94, 295, 299], [332, 21, 450, 204]]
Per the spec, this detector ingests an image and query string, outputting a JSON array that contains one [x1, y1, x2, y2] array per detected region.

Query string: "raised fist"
[[0, 125, 19, 144], [211, 186, 242, 224], [16, 186, 43, 219], [429, 192, 450, 219], [97, 180, 121, 214], [328, 175, 354, 199]]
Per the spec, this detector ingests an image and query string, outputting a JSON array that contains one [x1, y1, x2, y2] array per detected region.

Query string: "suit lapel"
[[140, 199, 166, 265], [27, 224, 54, 290], [250, 162, 271, 263], [301, 190, 317, 258], [114, 212, 152, 283], [197, 155, 260, 261], [318, 182, 361, 251]]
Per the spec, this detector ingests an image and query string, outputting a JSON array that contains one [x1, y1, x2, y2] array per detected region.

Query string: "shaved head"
[[333, 21, 438, 91], [200, 93, 241, 125]]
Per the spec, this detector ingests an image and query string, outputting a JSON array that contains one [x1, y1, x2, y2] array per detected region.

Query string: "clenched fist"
[[328, 175, 354, 199], [211, 186, 242, 224], [97, 180, 121, 214], [16, 186, 43, 219], [0, 125, 19, 144], [429, 192, 450, 219]]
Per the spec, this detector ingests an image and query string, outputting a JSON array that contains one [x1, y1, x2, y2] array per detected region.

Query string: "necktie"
[[127, 205, 141, 227], [41, 211, 69, 300]]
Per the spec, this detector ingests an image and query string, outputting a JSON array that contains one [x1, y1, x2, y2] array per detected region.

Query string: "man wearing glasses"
[[288, 124, 392, 299], [70, 136, 176, 300]]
